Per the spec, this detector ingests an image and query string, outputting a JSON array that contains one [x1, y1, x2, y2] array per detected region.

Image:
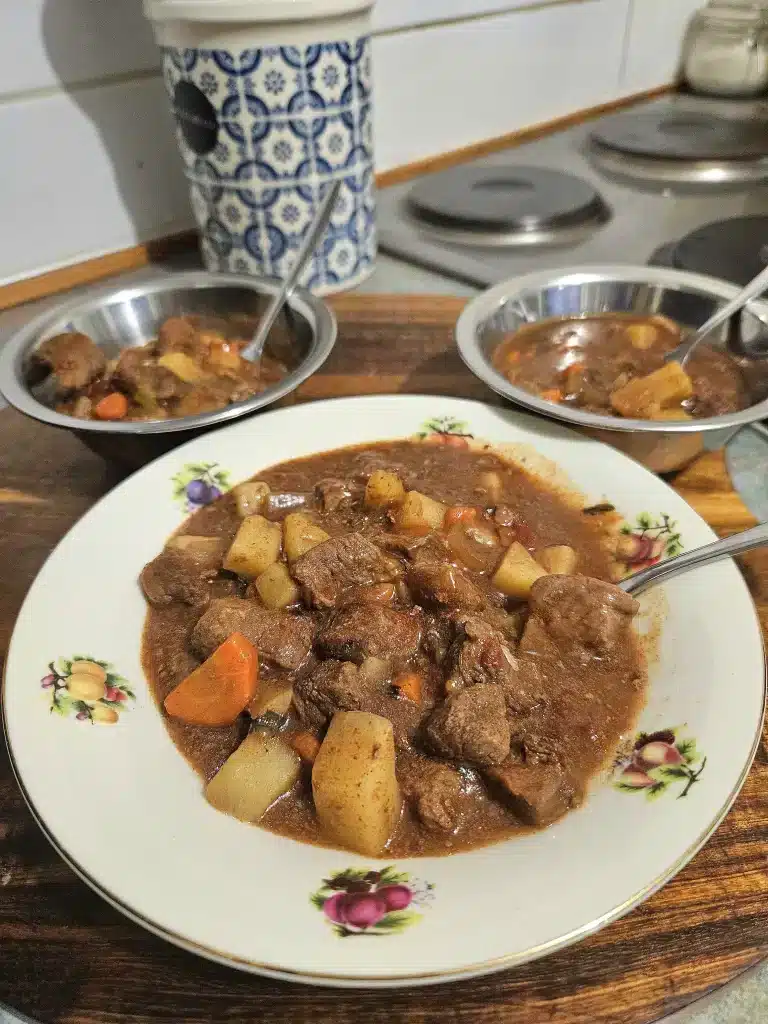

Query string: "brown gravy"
[[142, 441, 646, 857], [493, 313, 747, 418]]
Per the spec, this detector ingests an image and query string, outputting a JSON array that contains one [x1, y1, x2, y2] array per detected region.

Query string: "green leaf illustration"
[[637, 512, 652, 530], [378, 866, 409, 886], [676, 737, 698, 762], [309, 893, 326, 911], [375, 911, 421, 934], [616, 781, 649, 794], [647, 782, 668, 801]]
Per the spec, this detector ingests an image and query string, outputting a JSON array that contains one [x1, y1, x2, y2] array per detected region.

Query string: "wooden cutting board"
[[1, 294, 766, 1024]]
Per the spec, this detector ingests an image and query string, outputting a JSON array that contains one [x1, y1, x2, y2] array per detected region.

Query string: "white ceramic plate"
[[3, 396, 765, 987]]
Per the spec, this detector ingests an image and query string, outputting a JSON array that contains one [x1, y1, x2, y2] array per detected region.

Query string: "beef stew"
[[492, 313, 747, 420], [142, 441, 647, 857], [32, 314, 289, 422]]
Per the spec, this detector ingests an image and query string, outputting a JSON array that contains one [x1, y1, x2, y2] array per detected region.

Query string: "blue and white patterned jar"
[[149, 5, 375, 295]]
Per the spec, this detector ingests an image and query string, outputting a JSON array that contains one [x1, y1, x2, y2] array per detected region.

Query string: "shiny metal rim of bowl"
[[0, 271, 338, 435], [455, 264, 768, 435]]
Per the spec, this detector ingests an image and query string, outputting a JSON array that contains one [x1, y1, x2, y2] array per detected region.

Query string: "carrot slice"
[[443, 505, 480, 529], [288, 731, 321, 764], [164, 632, 258, 726], [93, 392, 128, 421], [394, 672, 423, 704]]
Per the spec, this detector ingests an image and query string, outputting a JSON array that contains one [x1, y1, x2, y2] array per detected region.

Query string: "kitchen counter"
[[0, 250, 765, 1024]]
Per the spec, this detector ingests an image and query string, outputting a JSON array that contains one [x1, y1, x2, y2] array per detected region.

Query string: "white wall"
[[0, 0, 699, 286]]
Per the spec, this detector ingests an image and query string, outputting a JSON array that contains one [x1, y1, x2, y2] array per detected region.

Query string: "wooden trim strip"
[[375, 85, 673, 187], [0, 231, 199, 314], [0, 85, 672, 314]]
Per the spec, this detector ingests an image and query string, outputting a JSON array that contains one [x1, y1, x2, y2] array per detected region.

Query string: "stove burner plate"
[[670, 216, 768, 287], [406, 165, 610, 247], [589, 110, 768, 186]]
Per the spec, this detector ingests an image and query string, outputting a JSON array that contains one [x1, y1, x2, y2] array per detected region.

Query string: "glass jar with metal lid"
[[682, 1, 768, 97]]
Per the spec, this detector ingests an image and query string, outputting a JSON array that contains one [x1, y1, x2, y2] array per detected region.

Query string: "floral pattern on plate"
[[614, 729, 706, 799], [616, 513, 683, 574], [172, 462, 231, 512], [311, 867, 434, 937], [416, 416, 474, 447], [41, 657, 135, 725]]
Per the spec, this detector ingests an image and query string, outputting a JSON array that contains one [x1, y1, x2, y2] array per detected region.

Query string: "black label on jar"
[[172, 81, 219, 156]]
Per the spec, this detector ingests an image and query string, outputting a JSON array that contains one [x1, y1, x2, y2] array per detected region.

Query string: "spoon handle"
[[241, 180, 342, 363], [620, 521, 768, 596], [677, 262, 768, 367]]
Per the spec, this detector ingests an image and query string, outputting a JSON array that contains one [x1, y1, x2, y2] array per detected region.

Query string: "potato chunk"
[[157, 352, 209, 383], [537, 545, 578, 575], [254, 562, 300, 609], [365, 470, 406, 508], [224, 515, 282, 579], [233, 481, 270, 518], [206, 731, 300, 822], [610, 361, 693, 419], [396, 491, 447, 534], [492, 542, 547, 599], [312, 711, 401, 856], [249, 679, 294, 719], [283, 513, 330, 562], [626, 323, 658, 350], [476, 470, 502, 503]]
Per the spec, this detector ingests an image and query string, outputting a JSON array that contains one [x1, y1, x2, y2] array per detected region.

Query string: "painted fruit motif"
[[171, 462, 231, 512], [616, 513, 683, 575], [417, 416, 473, 448], [41, 656, 135, 725], [614, 729, 706, 800], [311, 867, 433, 937]]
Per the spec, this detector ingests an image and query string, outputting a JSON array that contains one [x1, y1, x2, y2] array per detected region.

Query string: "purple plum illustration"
[[312, 867, 432, 936]]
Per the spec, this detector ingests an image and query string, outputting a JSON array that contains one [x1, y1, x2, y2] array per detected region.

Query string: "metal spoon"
[[620, 520, 768, 596], [240, 180, 342, 363], [665, 262, 768, 369]]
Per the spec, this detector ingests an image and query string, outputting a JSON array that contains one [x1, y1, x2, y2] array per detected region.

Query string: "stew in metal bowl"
[[492, 313, 747, 420], [31, 314, 288, 422], [141, 441, 647, 857]]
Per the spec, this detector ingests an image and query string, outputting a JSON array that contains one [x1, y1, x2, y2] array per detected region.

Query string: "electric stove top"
[[377, 93, 768, 289]]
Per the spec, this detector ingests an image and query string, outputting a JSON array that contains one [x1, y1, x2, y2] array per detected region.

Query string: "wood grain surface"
[[1, 294, 766, 1024]]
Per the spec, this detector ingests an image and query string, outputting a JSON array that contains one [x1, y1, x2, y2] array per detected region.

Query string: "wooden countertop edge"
[[0, 86, 672, 315]]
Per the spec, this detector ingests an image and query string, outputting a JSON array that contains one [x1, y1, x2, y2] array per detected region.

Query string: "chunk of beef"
[[140, 538, 225, 608], [448, 615, 543, 717], [485, 759, 579, 826], [315, 477, 353, 513], [450, 616, 518, 686], [400, 754, 468, 833], [338, 583, 397, 608], [292, 657, 389, 728], [521, 574, 639, 663], [426, 684, 510, 767], [317, 605, 421, 664], [292, 533, 401, 608], [113, 346, 182, 402], [421, 612, 454, 666], [191, 598, 314, 669], [35, 332, 106, 390], [407, 561, 488, 611], [156, 315, 201, 356]]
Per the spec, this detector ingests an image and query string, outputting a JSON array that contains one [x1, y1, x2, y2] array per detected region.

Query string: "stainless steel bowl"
[[456, 265, 768, 473], [0, 271, 337, 467]]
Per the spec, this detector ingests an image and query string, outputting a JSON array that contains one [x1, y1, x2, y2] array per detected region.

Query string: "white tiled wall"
[[0, 0, 699, 287]]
